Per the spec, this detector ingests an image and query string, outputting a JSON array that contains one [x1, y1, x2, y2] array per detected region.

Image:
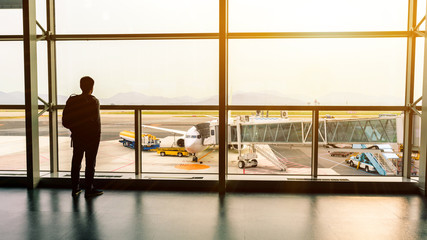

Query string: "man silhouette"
[[63, 76, 103, 198]]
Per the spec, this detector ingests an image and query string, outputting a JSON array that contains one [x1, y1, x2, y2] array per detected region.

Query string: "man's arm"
[[93, 97, 101, 136]]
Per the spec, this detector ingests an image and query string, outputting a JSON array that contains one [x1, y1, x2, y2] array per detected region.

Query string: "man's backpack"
[[62, 94, 100, 134], [62, 94, 79, 130]]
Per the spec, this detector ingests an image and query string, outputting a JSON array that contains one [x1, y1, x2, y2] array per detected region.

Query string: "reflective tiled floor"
[[0, 188, 426, 240]]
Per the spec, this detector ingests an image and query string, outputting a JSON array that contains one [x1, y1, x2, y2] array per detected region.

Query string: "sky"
[[0, 0, 426, 105]]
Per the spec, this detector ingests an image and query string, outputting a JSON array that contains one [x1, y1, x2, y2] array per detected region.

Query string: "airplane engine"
[[230, 144, 247, 150], [177, 138, 185, 147]]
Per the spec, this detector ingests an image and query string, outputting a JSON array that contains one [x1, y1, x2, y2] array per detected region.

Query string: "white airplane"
[[142, 119, 218, 162]]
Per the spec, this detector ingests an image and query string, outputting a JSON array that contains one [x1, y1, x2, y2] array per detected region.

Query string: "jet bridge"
[[229, 117, 400, 145], [228, 116, 401, 170]]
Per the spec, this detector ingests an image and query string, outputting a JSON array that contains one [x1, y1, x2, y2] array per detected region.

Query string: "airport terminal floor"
[[1, 188, 427, 240]]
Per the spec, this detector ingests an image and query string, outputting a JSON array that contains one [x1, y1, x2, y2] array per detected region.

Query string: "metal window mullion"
[[48, 31, 411, 41], [23, 0, 40, 188], [418, 0, 427, 195], [218, 0, 228, 194], [51, 105, 406, 111], [403, 0, 417, 179], [47, 0, 58, 174], [135, 110, 142, 177], [311, 110, 319, 178], [228, 31, 409, 39]]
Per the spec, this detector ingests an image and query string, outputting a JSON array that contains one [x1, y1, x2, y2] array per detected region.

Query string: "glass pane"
[[39, 112, 50, 171], [58, 110, 134, 172], [318, 111, 403, 176], [0, 110, 26, 171], [228, 110, 312, 176], [411, 113, 421, 178], [414, 37, 424, 104], [56, 40, 218, 105], [141, 110, 218, 176], [56, 0, 219, 34], [0, 42, 24, 104], [37, 41, 49, 104], [0, 8, 22, 35], [36, 0, 47, 35], [230, 0, 407, 32], [0, 0, 46, 35], [229, 38, 406, 106], [417, 0, 426, 31]]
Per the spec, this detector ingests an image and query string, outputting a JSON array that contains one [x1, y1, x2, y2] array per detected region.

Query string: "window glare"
[[55, 0, 219, 34], [229, 38, 406, 106], [230, 0, 407, 32]]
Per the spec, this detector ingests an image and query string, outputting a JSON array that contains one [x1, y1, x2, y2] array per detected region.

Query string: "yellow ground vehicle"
[[157, 147, 189, 157]]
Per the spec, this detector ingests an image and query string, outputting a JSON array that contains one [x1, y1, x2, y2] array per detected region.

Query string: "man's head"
[[80, 76, 94, 94]]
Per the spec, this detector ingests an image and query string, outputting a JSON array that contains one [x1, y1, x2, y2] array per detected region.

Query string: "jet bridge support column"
[[311, 110, 319, 178], [236, 120, 242, 156], [135, 109, 142, 177]]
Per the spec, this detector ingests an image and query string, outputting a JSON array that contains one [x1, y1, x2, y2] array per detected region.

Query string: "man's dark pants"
[[71, 137, 100, 191]]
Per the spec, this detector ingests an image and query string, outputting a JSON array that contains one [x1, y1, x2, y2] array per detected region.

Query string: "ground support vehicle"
[[348, 154, 376, 173], [348, 152, 390, 175], [157, 147, 189, 157], [119, 131, 161, 151], [237, 152, 258, 169]]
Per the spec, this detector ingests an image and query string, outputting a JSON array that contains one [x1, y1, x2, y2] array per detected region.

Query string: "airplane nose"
[[185, 139, 197, 153]]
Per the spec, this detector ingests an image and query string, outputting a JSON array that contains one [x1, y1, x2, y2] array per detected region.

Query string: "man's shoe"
[[71, 189, 82, 197], [85, 189, 103, 198]]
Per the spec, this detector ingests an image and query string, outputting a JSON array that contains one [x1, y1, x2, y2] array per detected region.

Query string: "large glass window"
[[141, 110, 218, 176], [55, 0, 219, 34], [0, 0, 423, 184], [229, 38, 407, 106], [318, 111, 403, 177], [56, 40, 219, 105], [229, 0, 407, 32]]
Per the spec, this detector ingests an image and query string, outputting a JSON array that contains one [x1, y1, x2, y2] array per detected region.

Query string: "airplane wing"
[[142, 124, 186, 135]]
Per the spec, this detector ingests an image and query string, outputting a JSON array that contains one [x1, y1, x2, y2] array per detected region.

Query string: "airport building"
[[2, 1, 427, 239]]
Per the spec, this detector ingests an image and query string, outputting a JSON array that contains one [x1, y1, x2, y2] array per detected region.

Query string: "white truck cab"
[[348, 155, 375, 173]]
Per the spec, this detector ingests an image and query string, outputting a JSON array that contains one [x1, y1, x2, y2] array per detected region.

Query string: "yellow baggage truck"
[[157, 147, 189, 157]]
